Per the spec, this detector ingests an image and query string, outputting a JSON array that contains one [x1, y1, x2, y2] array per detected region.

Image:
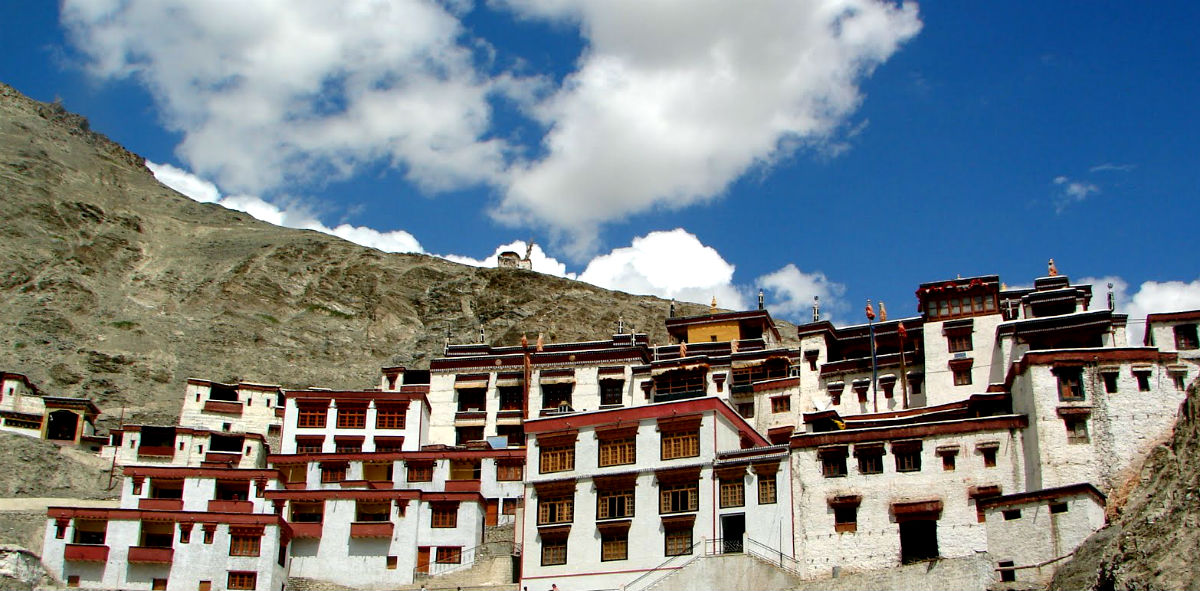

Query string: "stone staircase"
[[647, 552, 805, 591]]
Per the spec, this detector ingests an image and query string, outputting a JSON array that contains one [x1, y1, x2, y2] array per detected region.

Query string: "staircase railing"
[[743, 537, 802, 576], [413, 539, 514, 579], [621, 539, 706, 591]]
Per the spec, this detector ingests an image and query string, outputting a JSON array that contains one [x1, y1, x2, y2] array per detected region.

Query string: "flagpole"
[[867, 300, 878, 413], [897, 325, 909, 409]]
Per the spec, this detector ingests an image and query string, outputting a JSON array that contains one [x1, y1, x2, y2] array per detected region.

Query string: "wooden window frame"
[[601, 530, 628, 561], [895, 450, 921, 473], [229, 532, 261, 557], [952, 367, 972, 386], [431, 504, 458, 528], [597, 489, 635, 520], [1056, 367, 1085, 401], [719, 478, 745, 508], [320, 463, 346, 483], [598, 437, 636, 467], [660, 430, 700, 460], [435, 547, 463, 564], [758, 475, 777, 504], [541, 538, 567, 566], [537, 496, 574, 525], [496, 463, 524, 481], [1065, 417, 1090, 444], [664, 525, 693, 557], [375, 405, 407, 429], [948, 333, 973, 353], [407, 463, 433, 483], [659, 482, 699, 514], [539, 445, 575, 474], [296, 405, 327, 428], [336, 405, 367, 429], [771, 395, 791, 413], [227, 572, 257, 591]]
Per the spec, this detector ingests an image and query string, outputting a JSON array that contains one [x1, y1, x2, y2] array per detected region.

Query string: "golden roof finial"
[[1048, 258, 1058, 277], [710, 295, 718, 314]]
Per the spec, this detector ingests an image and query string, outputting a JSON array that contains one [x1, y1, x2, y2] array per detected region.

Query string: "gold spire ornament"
[[1048, 258, 1058, 276]]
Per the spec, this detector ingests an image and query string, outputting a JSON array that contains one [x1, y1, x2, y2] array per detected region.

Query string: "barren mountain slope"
[[0, 82, 790, 426], [1050, 380, 1200, 590]]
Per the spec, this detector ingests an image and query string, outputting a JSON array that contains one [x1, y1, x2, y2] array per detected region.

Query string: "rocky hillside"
[[1050, 380, 1200, 590], [0, 82, 793, 426]]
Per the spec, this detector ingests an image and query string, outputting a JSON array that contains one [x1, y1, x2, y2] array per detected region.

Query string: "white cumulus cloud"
[[757, 264, 847, 323], [63, 0, 521, 194], [441, 240, 573, 278], [1081, 276, 1200, 345], [496, 0, 922, 253], [148, 161, 424, 254]]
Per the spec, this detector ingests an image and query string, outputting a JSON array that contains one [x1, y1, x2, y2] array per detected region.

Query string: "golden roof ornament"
[[1048, 258, 1058, 276], [710, 296, 718, 314]]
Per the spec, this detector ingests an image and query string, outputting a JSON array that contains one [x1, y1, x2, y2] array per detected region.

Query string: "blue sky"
[[2, 1, 1198, 331]]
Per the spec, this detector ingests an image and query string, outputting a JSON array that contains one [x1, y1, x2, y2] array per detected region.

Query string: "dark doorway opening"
[[46, 410, 78, 441], [899, 519, 939, 563], [721, 514, 745, 554]]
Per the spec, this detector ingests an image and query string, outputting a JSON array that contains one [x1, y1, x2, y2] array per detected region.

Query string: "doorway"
[[899, 519, 939, 563], [46, 410, 79, 441], [721, 514, 745, 554]]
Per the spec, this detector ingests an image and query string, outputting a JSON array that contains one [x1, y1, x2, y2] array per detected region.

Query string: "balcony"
[[444, 479, 481, 492], [127, 546, 174, 564], [203, 452, 242, 466], [207, 500, 253, 513], [290, 522, 323, 538], [203, 400, 243, 415], [136, 446, 175, 459], [138, 498, 183, 511], [454, 410, 487, 424], [64, 544, 109, 562], [496, 409, 523, 423], [365, 480, 394, 490], [349, 521, 394, 538]]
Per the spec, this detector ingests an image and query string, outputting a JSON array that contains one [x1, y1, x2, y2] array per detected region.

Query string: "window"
[[896, 450, 921, 473], [541, 383, 574, 410], [496, 462, 523, 481], [198, 581, 212, 591], [449, 459, 482, 481], [1050, 502, 1069, 514], [597, 490, 634, 519], [999, 560, 1016, 582], [67, 575, 80, 588], [386, 556, 398, 570], [758, 475, 777, 504], [362, 462, 393, 482], [942, 453, 956, 471], [661, 430, 700, 460], [502, 498, 523, 516], [297, 404, 327, 428], [335, 439, 363, 453], [654, 369, 706, 400], [1066, 417, 1090, 444], [499, 386, 523, 411], [436, 547, 462, 564], [229, 530, 261, 557], [203, 527, 216, 544], [431, 504, 458, 528], [336, 404, 366, 428], [834, 505, 858, 533], [1103, 371, 1119, 393], [731, 358, 791, 388], [1002, 509, 1022, 521], [320, 463, 346, 483], [227, 572, 256, 591], [1057, 367, 1084, 400], [1135, 370, 1152, 392], [1172, 372, 1187, 390], [455, 425, 484, 445], [659, 482, 699, 514], [948, 333, 972, 353], [664, 525, 692, 556], [541, 538, 567, 566], [457, 388, 486, 412], [538, 496, 573, 524], [355, 501, 391, 522], [601, 530, 628, 561], [857, 447, 884, 475], [295, 437, 323, 454], [152, 579, 168, 591], [140, 522, 174, 548], [407, 463, 433, 482], [1175, 324, 1199, 350], [72, 520, 107, 545], [598, 437, 636, 467], [719, 478, 744, 508], [821, 454, 847, 478], [290, 502, 324, 523], [952, 367, 972, 386], [179, 524, 191, 543], [600, 380, 624, 406], [736, 402, 754, 418], [539, 445, 575, 473], [981, 448, 997, 468], [375, 405, 406, 429], [771, 396, 791, 413]]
